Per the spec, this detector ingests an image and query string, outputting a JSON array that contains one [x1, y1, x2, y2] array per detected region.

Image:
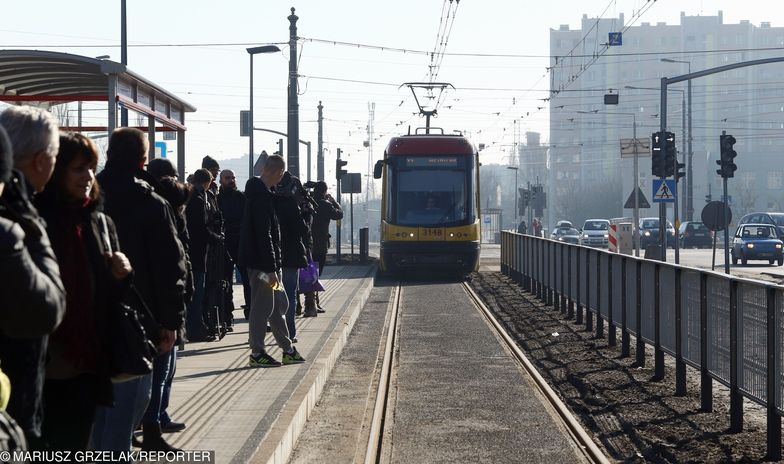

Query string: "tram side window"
[[395, 170, 466, 226]]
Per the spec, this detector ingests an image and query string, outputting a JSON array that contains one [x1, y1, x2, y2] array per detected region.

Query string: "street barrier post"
[[675, 268, 686, 395]]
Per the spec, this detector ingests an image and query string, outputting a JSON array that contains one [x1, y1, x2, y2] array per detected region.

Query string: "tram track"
[[363, 282, 401, 464], [461, 281, 610, 464], [360, 280, 608, 464]]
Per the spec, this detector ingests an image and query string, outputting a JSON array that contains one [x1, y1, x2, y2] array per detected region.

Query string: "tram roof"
[[385, 134, 475, 156]]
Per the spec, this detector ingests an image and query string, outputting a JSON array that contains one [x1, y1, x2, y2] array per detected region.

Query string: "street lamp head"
[[506, 166, 518, 171], [247, 45, 281, 55]]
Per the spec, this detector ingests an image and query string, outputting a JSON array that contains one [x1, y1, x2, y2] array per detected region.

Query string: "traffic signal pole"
[[336, 148, 343, 264]]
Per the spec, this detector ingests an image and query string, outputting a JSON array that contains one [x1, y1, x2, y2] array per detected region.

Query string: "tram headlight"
[[409, 233, 414, 237], [450, 233, 454, 237]]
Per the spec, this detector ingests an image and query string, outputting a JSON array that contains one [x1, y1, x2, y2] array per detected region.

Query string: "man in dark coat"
[[239, 155, 303, 367], [217, 169, 250, 315], [201, 156, 230, 331], [185, 169, 221, 341], [0, 108, 65, 442], [310, 181, 343, 312], [92, 127, 186, 452]]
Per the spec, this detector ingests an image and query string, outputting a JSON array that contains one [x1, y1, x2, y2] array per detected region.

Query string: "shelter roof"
[[0, 49, 195, 113]]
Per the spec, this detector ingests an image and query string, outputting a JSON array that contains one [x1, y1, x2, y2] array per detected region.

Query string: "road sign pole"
[[723, 176, 730, 274], [633, 117, 640, 257]]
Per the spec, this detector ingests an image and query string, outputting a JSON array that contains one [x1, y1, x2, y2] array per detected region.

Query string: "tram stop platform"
[[164, 263, 375, 464]]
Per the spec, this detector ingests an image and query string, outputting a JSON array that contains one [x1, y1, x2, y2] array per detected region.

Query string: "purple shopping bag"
[[298, 258, 325, 292]]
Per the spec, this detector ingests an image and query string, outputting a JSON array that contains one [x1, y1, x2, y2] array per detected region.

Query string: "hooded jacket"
[[238, 177, 280, 273], [311, 194, 344, 257], [96, 164, 186, 333], [274, 193, 308, 269]]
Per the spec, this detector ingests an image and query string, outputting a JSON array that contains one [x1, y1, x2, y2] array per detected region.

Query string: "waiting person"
[[274, 172, 309, 340], [0, 107, 66, 444], [517, 220, 527, 235], [185, 168, 220, 342], [310, 181, 343, 313], [201, 156, 230, 332], [217, 169, 250, 318], [93, 128, 186, 452], [239, 155, 304, 367], [33, 133, 133, 451], [144, 159, 191, 435]]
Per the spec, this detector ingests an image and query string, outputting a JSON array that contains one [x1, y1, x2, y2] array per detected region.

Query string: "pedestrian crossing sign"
[[652, 179, 676, 203]]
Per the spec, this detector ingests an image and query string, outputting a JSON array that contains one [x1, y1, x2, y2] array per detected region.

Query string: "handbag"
[[298, 257, 325, 292], [99, 214, 157, 383]]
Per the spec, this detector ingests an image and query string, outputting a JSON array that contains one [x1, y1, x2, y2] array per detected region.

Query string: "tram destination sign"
[[404, 157, 458, 167]]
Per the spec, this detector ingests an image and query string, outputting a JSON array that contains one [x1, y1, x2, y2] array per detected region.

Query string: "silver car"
[[580, 219, 609, 248]]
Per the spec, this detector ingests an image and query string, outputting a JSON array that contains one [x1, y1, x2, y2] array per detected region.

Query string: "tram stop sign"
[[701, 201, 732, 231]]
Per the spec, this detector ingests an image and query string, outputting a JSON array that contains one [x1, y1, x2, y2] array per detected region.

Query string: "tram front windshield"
[[390, 156, 472, 226]]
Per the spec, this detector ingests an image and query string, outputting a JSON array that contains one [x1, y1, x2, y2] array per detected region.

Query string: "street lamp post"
[[247, 45, 281, 180], [578, 110, 640, 256], [662, 58, 693, 221], [626, 84, 686, 263], [507, 166, 519, 228]]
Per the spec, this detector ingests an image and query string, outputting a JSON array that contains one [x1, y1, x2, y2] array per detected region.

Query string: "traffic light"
[[530, 187, 538, 202], [716, 134, 737, 178], [663, 131, 676, 177], [651, 132, 664, 177], [336, 149, 348, 180], [519, 188, 530, 207], [675, 162, 686, 182]]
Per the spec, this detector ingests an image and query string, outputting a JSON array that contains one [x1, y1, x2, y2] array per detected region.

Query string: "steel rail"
[[462, 282, 610, 464], [363, 283, 402, 464]]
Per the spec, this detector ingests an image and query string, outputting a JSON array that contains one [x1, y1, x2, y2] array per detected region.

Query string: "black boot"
[[296, 292, 303, 316], [141, 423, 181, 451]]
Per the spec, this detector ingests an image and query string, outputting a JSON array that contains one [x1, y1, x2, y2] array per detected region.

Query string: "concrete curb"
[[249, 267, 376, 464]]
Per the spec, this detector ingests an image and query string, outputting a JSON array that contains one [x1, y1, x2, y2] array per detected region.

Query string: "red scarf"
[[50, 200, 99, 372]]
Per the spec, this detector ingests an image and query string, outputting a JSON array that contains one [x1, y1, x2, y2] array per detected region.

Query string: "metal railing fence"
[[500, 231, 784, 460]]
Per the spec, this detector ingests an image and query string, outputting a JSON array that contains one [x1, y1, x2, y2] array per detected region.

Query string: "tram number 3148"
[[421, 228, 444, 238]]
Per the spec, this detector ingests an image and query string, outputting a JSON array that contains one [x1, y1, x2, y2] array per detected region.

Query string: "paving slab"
[[164, 264, 375, 464]]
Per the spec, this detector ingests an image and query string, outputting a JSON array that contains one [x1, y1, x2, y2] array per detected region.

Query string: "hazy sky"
[[2, 0, 783, 183]]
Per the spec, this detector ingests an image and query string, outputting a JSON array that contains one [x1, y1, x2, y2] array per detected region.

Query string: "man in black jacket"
[[0, 107, 66, 443], [274, 172, 308, 333], [92, 127, 186, 452], [218, 169, 250, 315], [311, 181, 343, 312], [239, 155, 304, 367]]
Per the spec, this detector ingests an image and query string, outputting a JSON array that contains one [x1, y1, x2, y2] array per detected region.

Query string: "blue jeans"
[[91, 373, 152, 451], [142, 349, 174, 426], [160, 347, 177, 425], [186, 271, 207, 338], [282, 268, 300, 339]]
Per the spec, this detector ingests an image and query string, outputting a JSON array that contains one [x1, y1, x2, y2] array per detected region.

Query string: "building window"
[[769, 172, 784, 189]]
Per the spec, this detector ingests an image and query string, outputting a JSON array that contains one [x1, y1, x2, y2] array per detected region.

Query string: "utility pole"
[[120, 0, 128, 127], [687, 78, 693, 221], [366, 102, 374, 228], [287, 8, 300, 177], [317, 101, 324, 181], [336, 148, 343, 264]]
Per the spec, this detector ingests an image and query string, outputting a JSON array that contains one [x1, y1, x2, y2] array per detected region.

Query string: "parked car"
[[551, 227, 581, 244], [554, 220, 574, 230], [737, 212, 784, 237], [678, 221, 713, 248], [731, 223, 784, 266], [579, 219, 609, 248], [638, 217, 676, 249]]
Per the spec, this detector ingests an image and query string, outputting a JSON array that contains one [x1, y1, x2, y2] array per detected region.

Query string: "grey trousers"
[[248, 268, 293, 355]]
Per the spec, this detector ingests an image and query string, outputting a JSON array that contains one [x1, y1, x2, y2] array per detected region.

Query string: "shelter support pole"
[[177, 130, 186, 180], [107, 75, 118, 137], [147, 116, 156, 160]]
